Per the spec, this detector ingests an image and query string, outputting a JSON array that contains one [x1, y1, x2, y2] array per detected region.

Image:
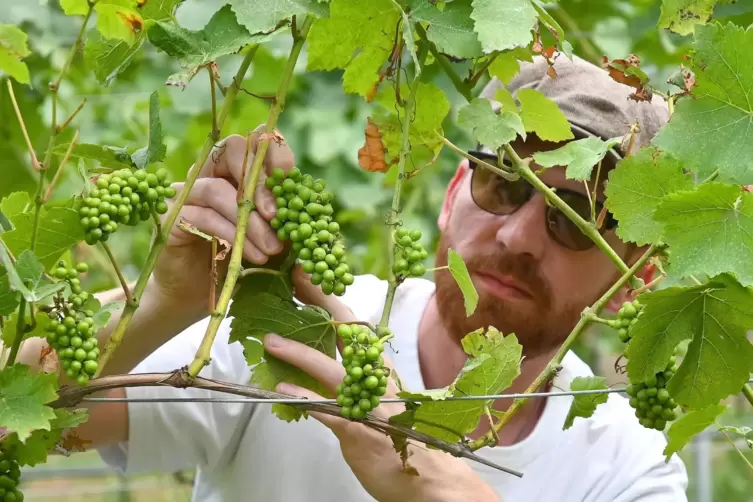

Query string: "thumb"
[[292, 266, 357, 323]]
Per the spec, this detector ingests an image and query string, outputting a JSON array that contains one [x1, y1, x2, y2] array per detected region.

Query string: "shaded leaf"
[[229, 0, 328, 35], [0, 364, 58, 442], [0, 267, 20, 316], [1, 307, 52, 347], [664, 404, 727, 460], [457, 98, 525, 150], [563, 376, 609, 430], [533, 136, 622, 181], [84, 29, 145, 85], [407, 0, 482, 59], [53, 143, 135, 170], [448, 248, 478, 317]]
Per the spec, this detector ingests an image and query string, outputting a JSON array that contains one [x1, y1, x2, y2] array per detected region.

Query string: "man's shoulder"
[[340, 274, 435, 325]]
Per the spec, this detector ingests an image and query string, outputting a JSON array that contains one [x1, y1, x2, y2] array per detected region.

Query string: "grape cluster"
[[392, 227, 427, 279], [625, 355, 679, 431], [0, 440, 22, 502], [613, 299, 643, 343], [265, 168, 354, 295], [335, 324, 390, 420], [79, 167, 175, 245], [44, 262, 100, 386]]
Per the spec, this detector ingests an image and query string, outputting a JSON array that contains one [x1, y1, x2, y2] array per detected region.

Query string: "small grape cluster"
[[0, 440, 22, 502], [392, 227, 427, 279], [79, 167, 175, 245], [625, 355, 679, 431], [44, 262, 100, 386], [613, 299, 643, 343], [335, 324, 390, 420], [265, 168, 354, 296]]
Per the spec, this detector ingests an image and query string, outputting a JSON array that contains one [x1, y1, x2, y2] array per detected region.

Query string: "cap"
[[479, 54, 670, 161]]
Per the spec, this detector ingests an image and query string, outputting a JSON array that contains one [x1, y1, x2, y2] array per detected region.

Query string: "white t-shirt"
[[98, 275, 688, 501]]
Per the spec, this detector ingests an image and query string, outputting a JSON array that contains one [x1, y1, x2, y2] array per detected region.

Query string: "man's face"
[[434, 137, 637, 357]]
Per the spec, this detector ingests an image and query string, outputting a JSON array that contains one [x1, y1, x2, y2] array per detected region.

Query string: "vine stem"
[[742, 383, 753, 407], [6, 80, 41, 171], [5, 298, 27, 367], [44, 129, 79, 202], [209, 67, 219, 142], [57, 97, 86, 133], [100, 242, 134, 307], [720, 428, 753, 472], [185, 17, 314, 378], [469, 243, 659, 450], [94, 45, 261, 378], [414, 24, 471, 102]]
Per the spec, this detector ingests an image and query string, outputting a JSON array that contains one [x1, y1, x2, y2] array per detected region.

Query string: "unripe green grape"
[[322, 270, 335, 283], [156, 201, 168, 214], [321, 281, 334, 295], [310, 273, 323, 285], [342, 273, 354, 286], [333, 282, 346, 296], [277, 228, 288, 241], [410, 263, 426, 277]]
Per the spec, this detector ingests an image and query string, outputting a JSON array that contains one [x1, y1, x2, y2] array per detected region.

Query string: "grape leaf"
[[653, 183, 753, 286], [307, 0, 400, 97], [0, 193, 31, 221], [0, 24, 31, 84], [14, 250, 44, 292], [92, 301, 123, 330], [664, 404, 727, 460], [604, 146, 695, 245], [228, 291, 336, 421], [457, 98, 525, 150], [1, 303, 54, 346], [563, 376, 609, 430], [408, 327, 522, 443], [651, 22, 753, 184], [407, 0, 482, 59], [0, 267, 19, 315], [84, 29, 145, 85], [131, 91, 166, 168], [0, 364, 58, 442], [487, 47, 532, 85], [626, 274, 753, 409], [517, 89, 574, 143], [1, 206, 86, 270], [52, 143, 134, 170], [494, 88, 519, 114], [139, 0, 182, 21], [470, 0, 537, 53], [229, 0, 328, 35], [719, 425, 753, 448], [448, 248, 478, 316], [659, 0, 718, 35], [147, 5, 273, 87], [3, 409, 88, 466], [61, 0, 145, 44], [533, 136, 622, 181]]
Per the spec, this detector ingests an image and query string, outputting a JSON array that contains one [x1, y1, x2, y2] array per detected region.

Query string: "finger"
[[292, 267, 357, 323], [264, 332, 345, 392], [276, 383, 347, 432], [170, 206, 269, 264]]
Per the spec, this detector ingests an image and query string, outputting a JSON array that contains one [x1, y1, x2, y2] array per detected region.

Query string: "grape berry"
[[613, 299, 643, 343], [79, 167, 175, 245], [265, 168, 353, 295], [0, 440, 22, 501], [44, 261, 100, 386], [335, 324, 390, 420], [392, 227, 427, 279]]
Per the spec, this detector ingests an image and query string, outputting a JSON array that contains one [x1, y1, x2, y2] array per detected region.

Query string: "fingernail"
[[266, 234, 281, 252], [264, 333, 285, 348], [263, 199, 277, 215], [276, 383, 295, 394]]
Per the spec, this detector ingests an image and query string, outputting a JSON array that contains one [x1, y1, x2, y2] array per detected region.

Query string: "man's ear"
[[605, 245, 655, 312], [438, 160, 469, 230]]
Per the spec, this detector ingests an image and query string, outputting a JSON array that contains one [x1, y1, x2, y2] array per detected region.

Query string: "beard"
[[433, 232, 586, 358]]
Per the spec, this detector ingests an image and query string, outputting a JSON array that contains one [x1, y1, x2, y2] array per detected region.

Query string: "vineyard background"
[[1, 0, 752, 500]]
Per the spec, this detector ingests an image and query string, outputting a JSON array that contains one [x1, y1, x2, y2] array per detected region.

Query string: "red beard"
[[433, 233, 582, 358]]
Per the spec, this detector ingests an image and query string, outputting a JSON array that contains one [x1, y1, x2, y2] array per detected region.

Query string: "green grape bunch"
[[612, 299, 643, 343], [44, 261, 100, 386], [335, 324, 390, 420], [625, 353, 679, 432], [392, 227, 427, 279], [265, 168, 354, 296], [0, 438, 23, 501], [78, 167, 176, 245]]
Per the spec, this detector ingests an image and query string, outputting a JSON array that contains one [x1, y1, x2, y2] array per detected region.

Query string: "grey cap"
[[479, 54, 670, 159]]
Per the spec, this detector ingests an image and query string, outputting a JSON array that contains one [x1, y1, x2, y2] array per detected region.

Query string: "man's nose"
[[494, 194, 549, 259]]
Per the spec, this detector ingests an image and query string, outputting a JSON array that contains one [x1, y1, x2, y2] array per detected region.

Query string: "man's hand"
[[262, 270, 502, 502], [153, 129, 295, 314]]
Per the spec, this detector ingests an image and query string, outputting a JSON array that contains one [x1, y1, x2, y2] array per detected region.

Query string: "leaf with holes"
[[228, 291, 336, 421], [604, 146, 695, 245], [471, 0, 537, 53], [664, 404, 727, 460], [517, 89, 574, 142], [0, 364, 58, 442], [534, 136, 622, 181], [448, 248, 478, 317], [659, 0, 718, 35], [457, 98, 525, 150], [654, 183, 753, 286], [563, 376, 609, 430], [626, 275, 753, 409]]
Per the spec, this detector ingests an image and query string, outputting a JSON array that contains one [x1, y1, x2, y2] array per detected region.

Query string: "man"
[[20, 55, 688, 501]]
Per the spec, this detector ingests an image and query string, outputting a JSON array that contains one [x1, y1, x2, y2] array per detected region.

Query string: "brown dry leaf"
[[358, 119, 388, 173], [60, 431, 92, 453], [260, 131, 285, 145], [601, 55, 653, 102], [214, 237, 232, 261], [39, 345, 59, 374]]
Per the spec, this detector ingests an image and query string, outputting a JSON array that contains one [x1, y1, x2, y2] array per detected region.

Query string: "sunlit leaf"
[[448, 248, 478, 316], [0, 24, 31, 84], [664, 404, 727, 460]]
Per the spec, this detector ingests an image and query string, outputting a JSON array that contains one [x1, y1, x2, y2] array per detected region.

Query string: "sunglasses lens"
[[470, 163, 531, 215], [546, 192, 598, 250]]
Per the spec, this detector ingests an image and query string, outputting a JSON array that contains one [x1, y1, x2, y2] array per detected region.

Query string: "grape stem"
[[5, 298, 27, 368], [185, 17, 314, 378], [44, 129, 79, 203], [424, 265, 448, 273], [6, 79, 41, 171], [209, 67, 219, 142], [469, 243, 660, 450], [720, 427, 753, 472], [57, 97, 87, 133], [94, 45, 261, 377], [742, 384, 753, 408], [100, 242, 135, 308], [414, 24, 472, 102]]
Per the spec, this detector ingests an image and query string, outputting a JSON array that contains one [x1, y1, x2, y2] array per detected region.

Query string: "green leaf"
[[3, 409, 88, 467], [307, 0, 400, 97], [664, 404, 727, 460], [604, 146, 695, 245], [487, 48, 533, 85], [0, 267, 20, 316], [471, 0, 537, 53], [1, 193, 32, 220], [563, 376, 609, 430], [0, 24, 31, 84], [457, 98, 525, 149], [92, 301, 123, 329], [659, 0, 718, 35], [84, 29, 145, 85], [131, 91, 166, 168], [147, 5, 273, 87], [229, 0, 328, 35], [228, 291, 336, 421], [517, 89, 574, 142], [533, 136, 622, 181], [14, 250, 44, 292], [626, 275, 753, 409], [651, 23, 753, 184], [448, 248, 478, 317], [53, 143, 134, 170], [95, 1, 144, 43], [719, 425, 753, 448], [0, 364, 58, 442], [410, 327, 521, 442], [1, 307, 52, 347], [494, 88, 519, 114], [654, 183, 753, 286], [2, 207, 86, 270], [60, 0, 89, 15], [139, 0, 182, 20], [407, 0, 482, 59]]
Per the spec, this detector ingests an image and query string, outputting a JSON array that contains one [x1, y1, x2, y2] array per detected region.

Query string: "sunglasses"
[[467, 150, 617, 251]]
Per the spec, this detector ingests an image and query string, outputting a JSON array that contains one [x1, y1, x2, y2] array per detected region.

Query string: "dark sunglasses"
[[467, 150, 617, 251]]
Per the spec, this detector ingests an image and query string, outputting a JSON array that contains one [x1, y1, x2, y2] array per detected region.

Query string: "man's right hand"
[[152, 130, 296, 314]]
